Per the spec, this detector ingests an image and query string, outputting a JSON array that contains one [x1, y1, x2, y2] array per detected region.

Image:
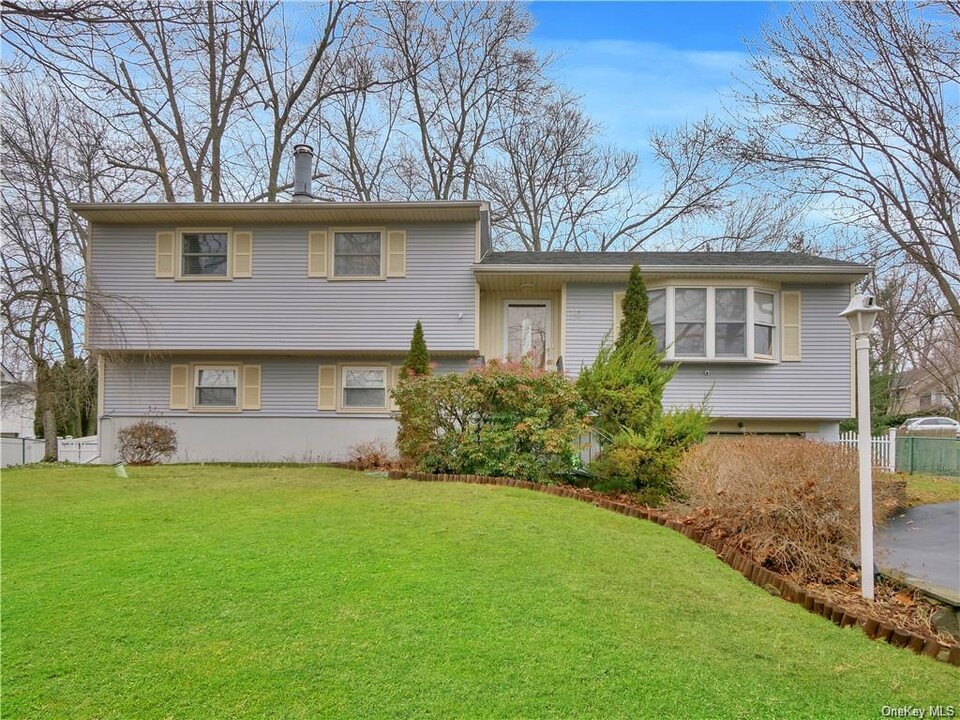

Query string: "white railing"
[[58, 435, 100, 464], [837, 428, 896, 471]]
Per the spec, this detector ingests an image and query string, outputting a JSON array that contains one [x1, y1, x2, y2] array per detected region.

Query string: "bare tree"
[[242, 1, 376, 201], [477, 90, 635, 251], [738, 1, 960, 316], [380, 1, 544, 201], [317, 65, 405, 202], [597, 118, 752, 251]]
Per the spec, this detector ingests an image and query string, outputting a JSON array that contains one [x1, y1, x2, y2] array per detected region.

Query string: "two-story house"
[[75, 147, 868, 464]]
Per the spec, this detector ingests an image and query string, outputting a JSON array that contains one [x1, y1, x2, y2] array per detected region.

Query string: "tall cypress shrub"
[[402, 320, 431, 376], [616, 264, 655, 351]]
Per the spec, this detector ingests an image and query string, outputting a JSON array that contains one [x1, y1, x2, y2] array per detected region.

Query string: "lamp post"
[[839, 293, 883, 600]]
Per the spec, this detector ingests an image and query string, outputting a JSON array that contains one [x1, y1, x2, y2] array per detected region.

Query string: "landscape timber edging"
[[386, 469, 960, 667]]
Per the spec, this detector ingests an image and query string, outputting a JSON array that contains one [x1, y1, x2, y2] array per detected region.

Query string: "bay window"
[[753, 291, 776, 357], [625, 285, 785, 362], [674, 288, 707, 357], [715, 289, 747, 357], [649, 289, 666, 352]]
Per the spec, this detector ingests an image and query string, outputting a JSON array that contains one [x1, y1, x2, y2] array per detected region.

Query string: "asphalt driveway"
[[875, 500, 960, 605]]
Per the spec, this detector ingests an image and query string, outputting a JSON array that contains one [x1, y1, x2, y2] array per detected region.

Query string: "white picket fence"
[[837, 429, 897, 471]]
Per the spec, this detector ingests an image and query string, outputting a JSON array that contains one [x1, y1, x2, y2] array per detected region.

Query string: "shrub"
[[346, 438, 399, 470], [401, 320, 431, 377], [394, 359, 589, 483], [588, 407, 711, 503], [672, 436, 901, 581], [615, 263, 656, 351], [576, 339, 676, 438], [117, 420, 177, 465]]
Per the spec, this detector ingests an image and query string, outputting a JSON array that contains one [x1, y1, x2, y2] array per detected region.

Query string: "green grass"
[[2, 465, 956, 719], [903, 473, 960, 507]]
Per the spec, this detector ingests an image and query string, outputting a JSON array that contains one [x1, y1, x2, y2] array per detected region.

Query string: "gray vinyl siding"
[[88, 223, 477, 351], [564, 282, 852, 420], [99, 355, 469, 463], [102, 355, 467, 417]]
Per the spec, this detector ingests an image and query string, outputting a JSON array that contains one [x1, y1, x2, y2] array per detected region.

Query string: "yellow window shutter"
[[156, 231, 175, 278], [308, 230, 328, 277], [241, 364, 261, 410], [233, 231, 253, 278], [612, 291, 625, 339], [781, 291, 802, 361], [170, 364, 189, 410], [318, 365, 337, 410], [389, 366, 403, 412], [386, 230, 406, 277]]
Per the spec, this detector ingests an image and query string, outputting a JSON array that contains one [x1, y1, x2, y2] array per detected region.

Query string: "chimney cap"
[[294, 144, 314, 155]]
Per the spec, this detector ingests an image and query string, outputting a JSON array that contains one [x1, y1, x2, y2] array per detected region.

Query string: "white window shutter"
[[156, 231, 175, 278], [308, 230, 328, 277], [318, 365, 337, 410], [233, 231, 253, 278], [781, 291, 802, 361], [170, 364, 189, 409], [241, 364, 261, 410], [386, 230, 406, 278]]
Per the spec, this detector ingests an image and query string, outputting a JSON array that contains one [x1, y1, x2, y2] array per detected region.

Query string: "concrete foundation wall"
[[99, 415, 398, 464]]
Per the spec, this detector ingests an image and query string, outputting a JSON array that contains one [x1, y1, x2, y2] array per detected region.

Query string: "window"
[[182, 231, 229, 277], [674, 288, 707, 357], [333, 231, 382, 278], [194, 366, 238, 407], [715, 289, 746, 357], [505, 302, 549, 369], [616, 285, 787, 362], [342, 367, 386, 408], [649, 289, 666, 352], [754, 291, 776, 357]]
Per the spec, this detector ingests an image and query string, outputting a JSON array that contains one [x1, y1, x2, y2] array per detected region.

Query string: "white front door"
[[504, 302, 550, 369]]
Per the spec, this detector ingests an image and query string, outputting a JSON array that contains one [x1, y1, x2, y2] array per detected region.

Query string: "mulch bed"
[[386, 469, 960, 666]]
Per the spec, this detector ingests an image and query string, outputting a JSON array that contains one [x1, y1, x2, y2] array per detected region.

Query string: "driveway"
[[875, 500, 960, 605]]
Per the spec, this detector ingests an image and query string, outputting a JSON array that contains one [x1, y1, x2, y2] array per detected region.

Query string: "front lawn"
[[2, 465, 956, 719]]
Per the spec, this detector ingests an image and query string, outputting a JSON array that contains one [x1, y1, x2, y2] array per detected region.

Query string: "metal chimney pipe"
[[292, 144, 314, 202]]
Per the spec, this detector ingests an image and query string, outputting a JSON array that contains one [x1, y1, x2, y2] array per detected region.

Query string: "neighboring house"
[[1, 364, 36, 439], [890, 368, 959, 416], [74, 148, 868, 463]]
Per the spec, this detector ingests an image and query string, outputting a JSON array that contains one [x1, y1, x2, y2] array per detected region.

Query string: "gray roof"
[[478, 251, 867, 269]]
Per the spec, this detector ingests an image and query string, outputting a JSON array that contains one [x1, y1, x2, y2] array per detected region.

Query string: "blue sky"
[[528, 2, 788, 151]]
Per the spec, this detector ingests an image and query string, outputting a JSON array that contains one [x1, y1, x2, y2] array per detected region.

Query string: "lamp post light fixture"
[[839, 293, 883, 600]]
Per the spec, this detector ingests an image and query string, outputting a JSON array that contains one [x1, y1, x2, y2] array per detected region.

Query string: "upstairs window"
[[182, 232, 229, 277], [332, 231, 382, 278], [754, 291, 776, 358], [674, 288, 707, 357], [615, 284, 792, 362], [649, 289, 666, 352], [715, 289, 746, 357]]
